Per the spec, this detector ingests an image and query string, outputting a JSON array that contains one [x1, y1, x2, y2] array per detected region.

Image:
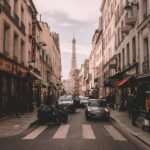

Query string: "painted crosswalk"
[[104, 125, 127, 141], [22, 126, 48, 140], [82, 124, 96, 139], [52, 125, 70, 139], [22, 124, 127, 141]]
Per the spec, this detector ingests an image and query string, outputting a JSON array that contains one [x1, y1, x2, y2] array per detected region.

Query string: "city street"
[[0, 109, 149, 150]]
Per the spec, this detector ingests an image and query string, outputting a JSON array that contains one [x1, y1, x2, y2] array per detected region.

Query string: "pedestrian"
[[126, 91, 133, 119], [46, 92, 53, 106], [12, 94, 20, 118], [130, 94, 139, 126]]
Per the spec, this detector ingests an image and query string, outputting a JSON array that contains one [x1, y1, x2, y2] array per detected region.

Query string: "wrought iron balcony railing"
[[21, 21, 25, 33], [121, 26, 130, 34], [142, 56, 149, 73], [126, 16, 136, 26], [3, 0, 11, 14], [14, 12, 19, 26]]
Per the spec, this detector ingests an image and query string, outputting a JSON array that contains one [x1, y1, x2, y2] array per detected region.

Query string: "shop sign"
[[125, 67, 137, 76], [0, 58, 12, 73], [31, 12, 37, 63]]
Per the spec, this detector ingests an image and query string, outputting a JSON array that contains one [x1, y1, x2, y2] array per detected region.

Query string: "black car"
[[85, 99, 110, 120], [58, 95, 76, 113], [79, 96, 89, 108]]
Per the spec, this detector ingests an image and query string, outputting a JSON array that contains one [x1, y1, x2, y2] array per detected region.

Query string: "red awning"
[[113, 77, 131, 87]]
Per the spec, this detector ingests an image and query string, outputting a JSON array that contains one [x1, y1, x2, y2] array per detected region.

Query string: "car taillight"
[[87, 107, 91, 112], [104, 108, 109, 113]]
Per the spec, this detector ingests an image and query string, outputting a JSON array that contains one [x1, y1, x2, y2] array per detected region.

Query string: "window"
[[143, 37, 149, 61], [143, 0, 148, 19], [21, 40, 25, 63], [3, 22, 10, 53], [118, 28, 120, 44], [21, 7, 24, 23], [132, 37, 136, 62], [13, 33, 18, 58], [122, 48, 125, 68], [121, 21, 124, 40], [14, 0, 18, 14], [127, 43, 130, 65]]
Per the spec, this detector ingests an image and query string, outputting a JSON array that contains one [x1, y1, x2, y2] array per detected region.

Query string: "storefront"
[[0, 57, 29, 117], [113, 64, 138, 110], [137, 74, 150, 109]]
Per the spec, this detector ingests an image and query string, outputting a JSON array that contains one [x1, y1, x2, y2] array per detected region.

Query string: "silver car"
[[85, 99, 110, 120]]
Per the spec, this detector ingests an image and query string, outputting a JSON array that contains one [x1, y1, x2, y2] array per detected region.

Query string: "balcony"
[[33, 68, 41, 76], [143, 12, 150, 20], [3, 0, 11, 14], [21, 21, 25, 33], [14, 12, 19, 26], [126, 16, 136, 26], [142, 56, 149, 73], [4, 50, 9, 57], [121, 26, 130, 34]]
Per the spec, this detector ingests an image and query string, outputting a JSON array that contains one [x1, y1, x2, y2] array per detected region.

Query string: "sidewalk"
[[0, 108, 37, 138], [111, 109, 150, 146]]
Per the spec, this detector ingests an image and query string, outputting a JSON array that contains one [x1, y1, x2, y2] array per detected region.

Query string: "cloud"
[[32, 0, 101, 78], [33, 0, 100, 21], [58, 22, 72, 27]]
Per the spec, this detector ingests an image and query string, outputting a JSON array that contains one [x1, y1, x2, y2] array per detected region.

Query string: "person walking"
[[130, 94, 139, 126], [126, 92, 133, 119], [12, 94, 20, 118]]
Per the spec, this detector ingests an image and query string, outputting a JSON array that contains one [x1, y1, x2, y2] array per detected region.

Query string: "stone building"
[[0, 0, 36, 116], [0, 0, 62, 117]]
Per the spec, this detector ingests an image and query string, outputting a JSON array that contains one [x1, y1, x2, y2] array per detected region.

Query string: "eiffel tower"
[[69, 36, 77, 79]]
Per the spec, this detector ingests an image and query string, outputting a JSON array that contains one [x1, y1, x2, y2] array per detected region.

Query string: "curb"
[[111, 116, 150, 147], [131, 133, 150, 147], [28, 119, 38, 128]]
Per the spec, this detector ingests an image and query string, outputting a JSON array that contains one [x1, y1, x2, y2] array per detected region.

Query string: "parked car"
[[58, 95, 76, 113], [85, 99, 110, 120], [79, 96, 89, 108]]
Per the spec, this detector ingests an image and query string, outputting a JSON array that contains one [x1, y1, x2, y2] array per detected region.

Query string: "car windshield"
[[80, 97, 89, 100], [59, 96, 72, 102], [88, 100, 107, 107]]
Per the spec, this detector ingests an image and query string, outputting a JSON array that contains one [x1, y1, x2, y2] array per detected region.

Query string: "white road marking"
[[13, 125, 20, 128], [104, 125, 127, 141], [82, 124, 96, 139], [52, 125, 70, 139], [22, 126, 48, 140]]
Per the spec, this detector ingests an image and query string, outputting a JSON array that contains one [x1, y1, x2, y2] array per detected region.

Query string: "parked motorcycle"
[[37, 104, 68, 124]]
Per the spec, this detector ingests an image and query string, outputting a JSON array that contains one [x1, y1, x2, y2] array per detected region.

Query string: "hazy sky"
[[33, 0, 101, 79]]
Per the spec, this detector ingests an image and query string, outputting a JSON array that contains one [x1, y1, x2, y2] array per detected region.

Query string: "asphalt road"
[[0, 109, 149, 150]]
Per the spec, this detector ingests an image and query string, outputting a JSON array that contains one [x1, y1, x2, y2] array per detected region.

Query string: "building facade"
[[0, 0, 62, 117]]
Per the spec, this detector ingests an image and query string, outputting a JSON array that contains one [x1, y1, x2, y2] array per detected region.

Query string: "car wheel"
[[85, 113, 90, 120], [62, 115, 68, 123]]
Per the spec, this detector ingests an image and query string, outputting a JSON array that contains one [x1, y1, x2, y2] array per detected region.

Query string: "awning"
[[41, 80, 49, 87], [30, 70, 42, 80], [113, 77, 131, 87]]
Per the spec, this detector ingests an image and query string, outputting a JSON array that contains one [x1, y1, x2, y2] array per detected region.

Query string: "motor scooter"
[[37, 104, 68, 124]]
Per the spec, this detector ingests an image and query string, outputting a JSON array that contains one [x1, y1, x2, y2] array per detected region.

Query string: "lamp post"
[[124, 2, 139, 11]]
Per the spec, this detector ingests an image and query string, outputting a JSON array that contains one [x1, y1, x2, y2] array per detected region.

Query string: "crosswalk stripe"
[[82, 124, 96, 139], [22, 126, 48, 140], [52, 125, 70, 139], [104, 125, 127, 141]]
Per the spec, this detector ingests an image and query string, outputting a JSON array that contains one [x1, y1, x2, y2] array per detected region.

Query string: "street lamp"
[[124, 2, 139, 11]]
